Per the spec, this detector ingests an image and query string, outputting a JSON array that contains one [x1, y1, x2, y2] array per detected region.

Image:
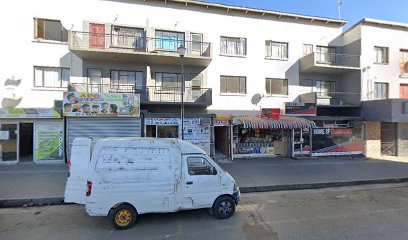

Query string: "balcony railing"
[[299, 92, 361, 106], [69, 83, 212, 105], [314, 52, 360, 68], [69, 31, 211, 57]]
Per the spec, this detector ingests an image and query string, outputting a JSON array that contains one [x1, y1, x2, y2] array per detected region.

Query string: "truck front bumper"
[[233, 188, 241, 205]]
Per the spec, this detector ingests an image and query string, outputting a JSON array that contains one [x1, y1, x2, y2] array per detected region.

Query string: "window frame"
[[303, 44, 314, 56], [110, 70, 143, 91], [187, 156, 217, 176], [265, 41, 289, 60], [220, 36, 247, 56], [265, 78, 288, 95], [314, 80, 336, 96], [220, 75, 247, 94], [374, 82, 389, 99], [155, 30, 185, 52], [400, 49, 408, 76], [374, 46, 389, 64], [34, 18, 68, 42], [33, 66, 70, 88], [155, 72, 182, 91]]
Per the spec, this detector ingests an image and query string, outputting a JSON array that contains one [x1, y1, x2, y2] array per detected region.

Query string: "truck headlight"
[[233, 183, 237, 192]]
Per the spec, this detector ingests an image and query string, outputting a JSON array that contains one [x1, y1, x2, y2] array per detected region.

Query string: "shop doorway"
[[0, 123, 18, 163], [292, 128, 311, 157], [214, 126, 230, 159], [19, 123, 33, 162]]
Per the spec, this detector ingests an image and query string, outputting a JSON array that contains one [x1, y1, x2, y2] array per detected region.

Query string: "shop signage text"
[[0, 108, 61, 118], [284, 102, 317, 116]]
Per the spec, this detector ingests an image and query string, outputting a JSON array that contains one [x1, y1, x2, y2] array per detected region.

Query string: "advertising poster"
[[311, 128, 363, 156], [63, 92, 140, 117], [285, 102, 317, 116], [182, 119, 211, 155], [34, 123, 64, 161]]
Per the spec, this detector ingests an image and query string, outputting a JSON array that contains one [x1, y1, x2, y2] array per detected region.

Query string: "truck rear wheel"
[[212, 196, 235, 219], [109, 204, 138, 230]]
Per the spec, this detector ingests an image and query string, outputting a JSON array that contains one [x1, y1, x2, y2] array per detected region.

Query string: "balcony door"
[[316, 46, 336, 64], [400, 84, 408, 99], [89, 23, 105, 49], [190, 33, 203, 56]]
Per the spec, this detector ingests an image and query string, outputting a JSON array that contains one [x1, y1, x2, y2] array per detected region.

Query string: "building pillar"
[[363, 121, 381, 158]]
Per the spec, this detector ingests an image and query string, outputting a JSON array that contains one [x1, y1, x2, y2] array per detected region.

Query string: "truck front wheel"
[[212, 196, 235, 219], [109, 204, 138, 230]]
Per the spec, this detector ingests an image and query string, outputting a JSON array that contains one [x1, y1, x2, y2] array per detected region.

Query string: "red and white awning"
[[235, 115, 315, 129]]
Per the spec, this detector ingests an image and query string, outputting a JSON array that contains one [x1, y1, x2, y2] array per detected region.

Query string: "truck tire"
[[109, 204, 138, 230], [212, 196, 235, 219]]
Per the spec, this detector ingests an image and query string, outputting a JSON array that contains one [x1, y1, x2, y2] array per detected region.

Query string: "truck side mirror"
[[212, 167, 217, 175]]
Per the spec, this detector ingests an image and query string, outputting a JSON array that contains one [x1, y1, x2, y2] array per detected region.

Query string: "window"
[[157, 126, 178, 138], [110, 70, 143, 91], [187, 157, 216, 175], [220, 76, 246, 94], [374, 82, 388, 99], [220, 37, 246, 56], [402, 102, 408, 114], [191, 33, 203, 55], [375, 46, 389, 64], [34, 18, 68, 42], [316, 46, 336, 63], [265, 78, 288, 95], [315, 80, 336, 96], [111, 26, 144, 49], [190, 73, 203, 89], [303, 44, 313, 56], [155, 72, 182, 90], [34, 66, 69, 88], [87, 69, 103, 92], [155, 30, 185, 51], [265, 41, 288, 59], [400, 49, 408, 76]]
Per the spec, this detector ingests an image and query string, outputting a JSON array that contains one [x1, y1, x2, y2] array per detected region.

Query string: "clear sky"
[[198, 0, 408, 29]]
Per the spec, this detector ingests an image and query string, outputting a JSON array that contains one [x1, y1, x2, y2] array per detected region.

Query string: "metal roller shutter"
[[66, 117, 141, 158]]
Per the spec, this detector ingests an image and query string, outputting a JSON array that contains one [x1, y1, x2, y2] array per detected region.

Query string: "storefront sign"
[[284, 102, 317, 116], [145, 118, 180, 125], [261, 108, 281, 119], [63, 92, 140, 117], [311, 127, 363, 156], [214, 120, 230, 126], [34, 123, 64, 161], [0, 108, 61, 118]]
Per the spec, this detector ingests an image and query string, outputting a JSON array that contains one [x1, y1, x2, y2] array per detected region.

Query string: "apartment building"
[[342, 19, 408, 158], [1, 0, 404, 163]]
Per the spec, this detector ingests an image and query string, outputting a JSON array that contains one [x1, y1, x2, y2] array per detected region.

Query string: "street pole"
[[180, 55, 185, 140], [178, 45, 186, 140]]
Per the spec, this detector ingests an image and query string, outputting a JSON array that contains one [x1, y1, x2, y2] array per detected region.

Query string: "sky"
[[198, 0, 408, 29]]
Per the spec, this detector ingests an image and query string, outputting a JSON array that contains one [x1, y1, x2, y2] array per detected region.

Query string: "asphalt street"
[[1, 183, 408, 240]]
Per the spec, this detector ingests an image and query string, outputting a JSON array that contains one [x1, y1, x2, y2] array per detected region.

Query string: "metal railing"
[[69, 83, 212, 105], [299, 91, 361, 106], [314, 52, 360, 68], [69, 31, 211, 57]]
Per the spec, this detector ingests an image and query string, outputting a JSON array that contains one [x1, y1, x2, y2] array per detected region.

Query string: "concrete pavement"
[[1, 157, 408, 207], [1, 183, 408, 240]]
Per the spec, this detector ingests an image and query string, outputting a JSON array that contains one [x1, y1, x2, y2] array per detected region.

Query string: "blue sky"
[[198, 0, 408, 29]]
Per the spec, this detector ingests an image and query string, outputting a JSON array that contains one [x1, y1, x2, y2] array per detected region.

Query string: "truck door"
[[181, 155, 222, 209]]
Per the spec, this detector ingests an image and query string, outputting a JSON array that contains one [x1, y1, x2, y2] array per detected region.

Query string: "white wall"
[[360, 25, 408, 100], [0, 0, 343, 111]]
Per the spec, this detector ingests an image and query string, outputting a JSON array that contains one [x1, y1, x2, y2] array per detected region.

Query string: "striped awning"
[[235, 115, 316, 129]]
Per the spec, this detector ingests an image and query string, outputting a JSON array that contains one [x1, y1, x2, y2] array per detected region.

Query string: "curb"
[[239, 177, 408, 193], [2, 178, 408, 208]]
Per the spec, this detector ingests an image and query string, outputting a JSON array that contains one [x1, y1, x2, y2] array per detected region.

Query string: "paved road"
[[1, 183, 408, 240]]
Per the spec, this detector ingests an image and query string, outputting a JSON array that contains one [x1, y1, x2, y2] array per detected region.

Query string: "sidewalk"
[[1, 157, 408, 207]]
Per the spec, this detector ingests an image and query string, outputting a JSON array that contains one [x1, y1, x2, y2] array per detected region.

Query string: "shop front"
[[144, 115, 212, 155], [213, 116, 232, 158], [232, 115, 316, 159], [63, 92, 141, 158], [0, 108, 63, 164]]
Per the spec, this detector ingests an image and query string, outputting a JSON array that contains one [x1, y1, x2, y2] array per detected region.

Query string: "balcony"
[[299, 92, 361, 107], [68, 31, 212, 67], [300, 52, 360, 74], [362, 99, 408, 122], [69, 83, 212, 106]]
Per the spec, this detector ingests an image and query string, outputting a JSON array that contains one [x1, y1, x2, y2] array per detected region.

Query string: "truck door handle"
[[186, 181, 193, 185]]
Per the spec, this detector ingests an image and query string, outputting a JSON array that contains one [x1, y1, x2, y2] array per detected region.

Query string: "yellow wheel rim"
[[115, 209, 132, 227]]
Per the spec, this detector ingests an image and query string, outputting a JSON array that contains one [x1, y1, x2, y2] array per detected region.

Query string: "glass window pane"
[[157, 126, 178, 138], [61, 68, 70, 87], [265, 78, 271, 94], [34, 67, 43, 87], [44, 20, 62, 41], [43, 67, 59, 87], [228, 76, 239, 93], [220, 76, 227, 93], [239, 77, 246, 94], [187, 157, 214, 175]]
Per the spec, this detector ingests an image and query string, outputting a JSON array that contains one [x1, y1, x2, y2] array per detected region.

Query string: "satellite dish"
[[251, 93, 263, 105]]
